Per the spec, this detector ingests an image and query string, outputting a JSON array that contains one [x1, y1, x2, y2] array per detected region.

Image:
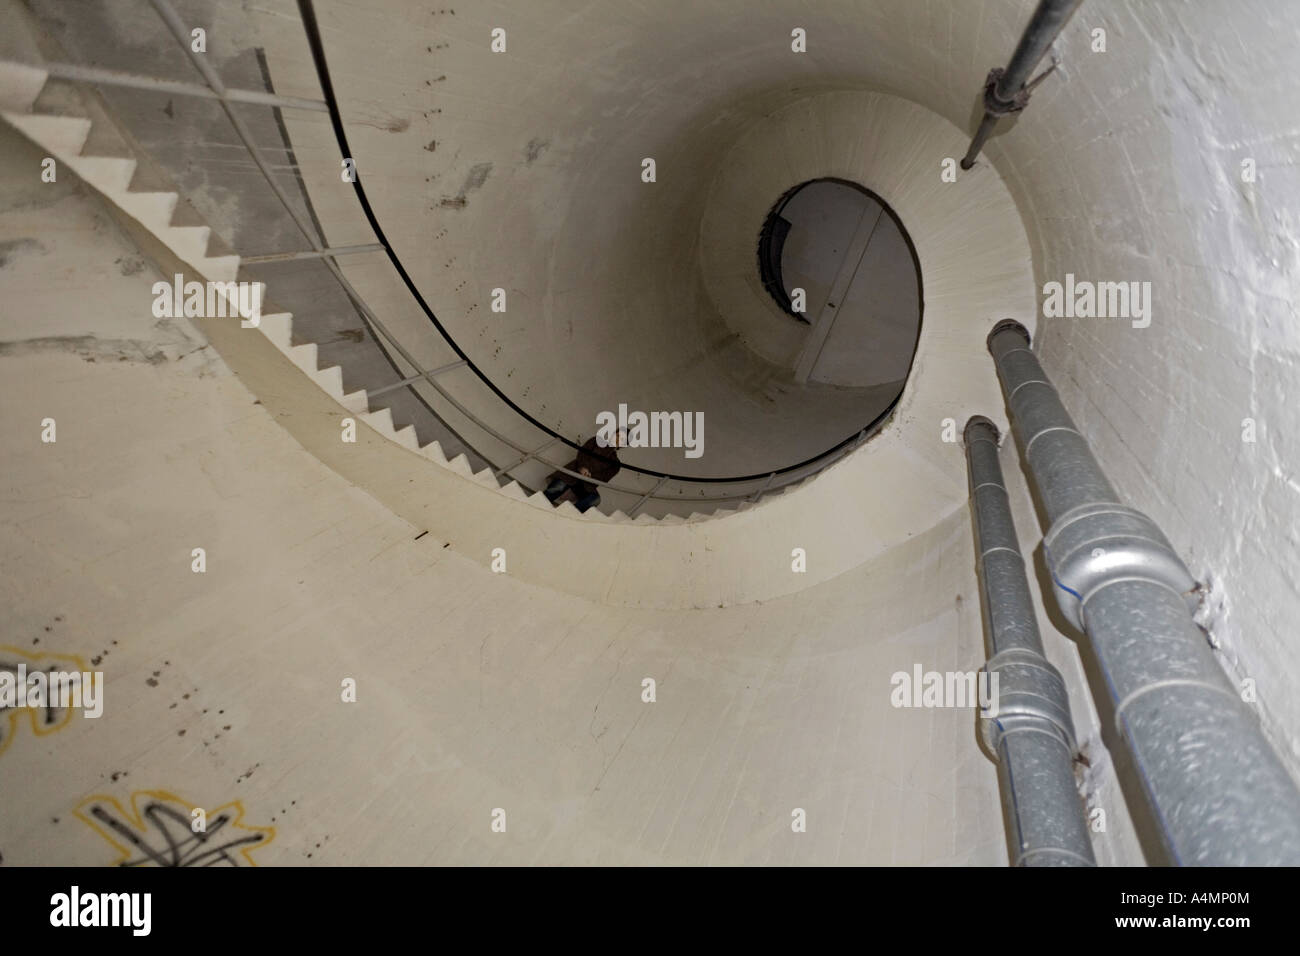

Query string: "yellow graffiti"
[[76, 789, 276, 867], [0, 644, 92, 757]]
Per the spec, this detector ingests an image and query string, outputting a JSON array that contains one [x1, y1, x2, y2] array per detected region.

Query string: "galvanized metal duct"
[[987, 320, 1300, 864], [964, 416, 1096, 867]]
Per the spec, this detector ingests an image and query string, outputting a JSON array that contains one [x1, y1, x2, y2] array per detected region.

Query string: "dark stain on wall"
[[524, 138, 549, 164], [439, 162, 493, 209]]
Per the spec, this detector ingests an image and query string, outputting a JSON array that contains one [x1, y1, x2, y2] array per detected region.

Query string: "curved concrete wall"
[[258, 0, 1042, 481], [986, 0, 1300, 772], [3, 0, 1299, 866], [251, 79, 1034, 606], [0, 139, 1096, 863]]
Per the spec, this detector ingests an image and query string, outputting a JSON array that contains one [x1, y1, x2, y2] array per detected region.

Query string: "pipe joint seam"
[[1016, 846, 1097, 868], [979, 544, 1025, 563], [995, 718, 1074, 751], [1022, 423, 1083, 457], [1112, 677, 1249, 742], [963, 415, 1000, 446], [1007, 376, 1054, 403], [984, 713, 1074, 761], [979, 648, 1077, 754], [1044, 503, 1196, 630], [987, 319, 1031, 354], [1080, 572, 1194, 612]]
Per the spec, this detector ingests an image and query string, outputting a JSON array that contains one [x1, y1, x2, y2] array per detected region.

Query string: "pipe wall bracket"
[[982, 67, 1032, 116]]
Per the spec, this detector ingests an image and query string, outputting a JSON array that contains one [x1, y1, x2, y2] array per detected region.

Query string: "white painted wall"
[[986, 0, 1300, 777], [3, 0, 1298, 866], [257, 0, 1044, 480], [0, 125, 1023, 863]]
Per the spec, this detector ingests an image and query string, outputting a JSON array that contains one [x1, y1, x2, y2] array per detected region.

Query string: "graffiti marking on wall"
[[0, 645, 92, 757], [75, 790, 275, 867]]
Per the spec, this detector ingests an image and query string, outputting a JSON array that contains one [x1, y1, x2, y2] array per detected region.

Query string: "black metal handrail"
[[293, 0, 908, 498], [37, 0, 915, 510]]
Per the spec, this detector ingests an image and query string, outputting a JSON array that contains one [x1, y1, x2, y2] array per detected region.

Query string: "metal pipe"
[[239, 243, 385, 264], [746, 473, 777, 504], [500, 437, 560, 474], [960, 0, 1082, 169], [365, 359, 468, 399], [964, 416, 1096, 867], [997, 0, 1080, 100], [42, 60, 328, 112], [961, 114, 1002, 172], [149, 0, 321, 253], [628, 476, 668, 518], [987, 321, 1300, 864]]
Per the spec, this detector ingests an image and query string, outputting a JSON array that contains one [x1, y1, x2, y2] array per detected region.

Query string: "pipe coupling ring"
[[978, 648, 1076, 756], [1044, 503, 1196, 630]]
